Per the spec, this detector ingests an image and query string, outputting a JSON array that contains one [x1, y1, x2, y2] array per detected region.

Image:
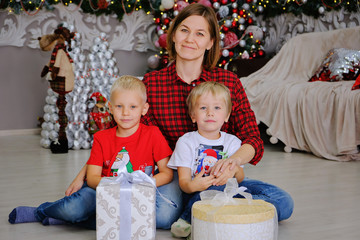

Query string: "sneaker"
[[170, 218, 191, 238]]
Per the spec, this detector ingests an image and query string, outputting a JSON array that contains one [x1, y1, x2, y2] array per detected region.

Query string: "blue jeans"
[[34, 182, 97, 229], [180, 178, 294, 223], [34, 172, 183, 230], [156, 171, 183, 229]]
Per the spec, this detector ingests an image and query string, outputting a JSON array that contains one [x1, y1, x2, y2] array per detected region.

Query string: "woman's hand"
[[210, 143, 256, 177], [210, 157, 239, 178], [211, 162, 238, 186]]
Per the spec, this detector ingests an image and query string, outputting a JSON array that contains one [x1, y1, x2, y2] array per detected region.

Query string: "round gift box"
[[192, 199, 276, 240]]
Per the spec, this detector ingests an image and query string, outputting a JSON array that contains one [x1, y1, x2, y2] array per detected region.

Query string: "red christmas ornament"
[[239, 10, 244, 15], [163, 18, 170, 25], [174, 0, 189, 11], [248, 32, 253, 37], [258, 50, 265, 57], [198, 0, 212, 7], [98, 0, 109, 9], [246, 0, 252, 3], [221, 60, 227, 65], [158, 34, 167, 49], [224, 31, 238, 48], [229, 51, 234, 58], [252, 52, 257, 58], [248, 18, 253, 25], [161, 55, 169, 66], [221, 0, 228, 4], [155, 18, 161, 24], [232, 8, 238, 13], [222, 26, 229, 32], [232, 21, 237, 28]]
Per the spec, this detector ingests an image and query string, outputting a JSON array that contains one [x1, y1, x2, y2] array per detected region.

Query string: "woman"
[[141, 3, 293, 223], [67, 3, 293, 229]]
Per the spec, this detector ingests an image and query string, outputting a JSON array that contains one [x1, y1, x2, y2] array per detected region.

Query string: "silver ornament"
[[43, 113, 51, 122], [213, 2, 220, 9], [41, 130, 50, 139], [239, 40, 246, 47], [222, 49, 230, 57], [49, 130, 58, 140]]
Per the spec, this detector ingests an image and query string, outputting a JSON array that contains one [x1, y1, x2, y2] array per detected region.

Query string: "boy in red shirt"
[[9, 75, 173, 229]]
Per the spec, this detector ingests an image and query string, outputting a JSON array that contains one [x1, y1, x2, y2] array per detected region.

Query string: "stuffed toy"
[[87, 92, 116, 135], [38, 24, 75, 153]]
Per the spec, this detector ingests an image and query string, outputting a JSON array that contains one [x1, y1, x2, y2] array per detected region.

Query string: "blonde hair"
[[166, 3, 220, 70], [186, 82, 232, 115], [110, 75, 147, 103]]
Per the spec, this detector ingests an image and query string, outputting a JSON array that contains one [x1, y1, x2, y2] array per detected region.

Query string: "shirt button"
[[192, 83, 196, 87]]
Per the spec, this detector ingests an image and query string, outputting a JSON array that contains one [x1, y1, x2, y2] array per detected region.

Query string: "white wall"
[[0, 46, 154, 131]]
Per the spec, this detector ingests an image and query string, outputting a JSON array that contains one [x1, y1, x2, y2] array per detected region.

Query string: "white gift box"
[[191, 178, 278, 240], [96, 171, 156, 240], [192, 199, 277, 240]]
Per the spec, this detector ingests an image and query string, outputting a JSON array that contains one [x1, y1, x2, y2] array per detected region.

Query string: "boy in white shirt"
[[168, 82, 245, 238]]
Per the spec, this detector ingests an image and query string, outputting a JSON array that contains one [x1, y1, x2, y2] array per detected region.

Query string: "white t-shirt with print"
[[168, 131, 242, 178]]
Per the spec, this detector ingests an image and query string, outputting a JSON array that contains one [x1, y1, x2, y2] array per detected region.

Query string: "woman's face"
[[173, 15, 214, 64]]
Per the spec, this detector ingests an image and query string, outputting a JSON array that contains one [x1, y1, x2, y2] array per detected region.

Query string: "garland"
[[1, 0, 358, 20]]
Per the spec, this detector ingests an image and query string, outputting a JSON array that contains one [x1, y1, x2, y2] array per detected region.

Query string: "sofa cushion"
[[309, 48, 360, 82]]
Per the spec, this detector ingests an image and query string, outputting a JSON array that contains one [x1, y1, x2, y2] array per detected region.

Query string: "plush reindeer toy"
[[39, 25, 75, 153]]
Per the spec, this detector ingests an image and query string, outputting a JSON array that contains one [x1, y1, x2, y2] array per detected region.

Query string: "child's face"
[[190, 92, 230, 139], [109, 89, 149, 137]]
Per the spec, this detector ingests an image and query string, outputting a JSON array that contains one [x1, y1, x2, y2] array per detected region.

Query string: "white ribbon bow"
[[200, 178, 252, 206]]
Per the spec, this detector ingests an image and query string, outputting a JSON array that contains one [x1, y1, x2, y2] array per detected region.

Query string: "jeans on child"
[[155, 171, 183, 229], [34, 182, 97, 229], [180, 177, 294, 223], [34, 171, 183, 230]]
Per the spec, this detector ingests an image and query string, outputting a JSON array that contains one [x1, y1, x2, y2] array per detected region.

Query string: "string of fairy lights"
[[1, 0, 359, 18]]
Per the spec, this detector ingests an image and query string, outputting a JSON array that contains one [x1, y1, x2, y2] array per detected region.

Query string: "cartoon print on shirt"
[[194, 144, 228, 176], [111, 147, 133, 176]]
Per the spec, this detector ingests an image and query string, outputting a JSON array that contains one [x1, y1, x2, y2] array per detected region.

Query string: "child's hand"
[[192, 168, 215, 192], [65, 178, 84, 196]]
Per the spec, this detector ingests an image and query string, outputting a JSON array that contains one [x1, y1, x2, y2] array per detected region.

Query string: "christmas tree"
[[147, 0, 267, 70]]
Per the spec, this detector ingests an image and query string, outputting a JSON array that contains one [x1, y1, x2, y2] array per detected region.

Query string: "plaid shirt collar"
[[169, 62, 212, 84]]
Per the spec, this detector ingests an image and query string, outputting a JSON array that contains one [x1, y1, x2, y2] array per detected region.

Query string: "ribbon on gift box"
[[200, 178, 252, 206], [198, 178, 252, 240], [102, 170, 177, 207], [101, 170, 177, 239]]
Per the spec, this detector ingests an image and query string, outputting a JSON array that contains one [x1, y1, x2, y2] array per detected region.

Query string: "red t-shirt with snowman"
[[87, 124, 172, 177]]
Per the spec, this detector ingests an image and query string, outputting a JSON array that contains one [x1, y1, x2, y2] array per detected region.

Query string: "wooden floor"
[[1, 134, 359, 240]]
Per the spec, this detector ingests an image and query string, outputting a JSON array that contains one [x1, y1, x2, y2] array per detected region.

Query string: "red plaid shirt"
[[141, 62, 263, 165]]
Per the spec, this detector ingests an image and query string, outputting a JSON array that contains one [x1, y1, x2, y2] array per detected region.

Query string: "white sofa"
[[240, 26, 360, 161]]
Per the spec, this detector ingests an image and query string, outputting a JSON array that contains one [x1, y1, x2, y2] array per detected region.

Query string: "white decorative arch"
[[0, 4, 157, 52], [259, 9, 360, 54]]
